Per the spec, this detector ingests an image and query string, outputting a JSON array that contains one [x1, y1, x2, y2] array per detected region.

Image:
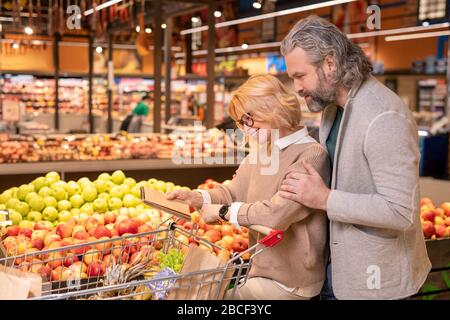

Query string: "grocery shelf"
[[0, 158, 239, 176]]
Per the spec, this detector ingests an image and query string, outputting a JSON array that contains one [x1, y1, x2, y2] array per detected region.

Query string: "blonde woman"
[[167, 74, 330, 300]]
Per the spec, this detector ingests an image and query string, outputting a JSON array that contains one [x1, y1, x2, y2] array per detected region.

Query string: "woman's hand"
[[200, 204, 223, 224], [166, 190, 204, 210]]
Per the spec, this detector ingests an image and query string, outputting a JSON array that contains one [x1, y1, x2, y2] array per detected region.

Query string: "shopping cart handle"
[[250, 225, 284, 247]]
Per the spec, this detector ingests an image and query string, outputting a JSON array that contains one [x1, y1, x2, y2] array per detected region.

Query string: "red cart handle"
[[258, 229, 284, 247]]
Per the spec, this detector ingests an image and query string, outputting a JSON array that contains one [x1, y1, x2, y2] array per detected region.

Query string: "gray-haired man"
[[278, 16, 431, 300]]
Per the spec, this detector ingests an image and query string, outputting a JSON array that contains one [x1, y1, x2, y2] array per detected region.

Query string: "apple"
[[51, 266, 67, 281], [92, 213, 105, 226], [221, 235, 234, 247], [110, 228, 119, 237], [98, 173, 111, 181], [217, 249, 231, 262], [231, 238, 247, 252], [204, 230, 221, 243], [44, 233, 62, 246], [93, 198, 108, 213], [73, 230, 90, 241], [63, 253, 79, 268], [123, 194, 140, 208], [82, 186, 97, 202], [66, 181, 81, 196], [93, 226, 112, 239], [84, 249, 101, 266], [130, 186, 141, 198], [15, 202, 30, 217], [72, 225, 86, 234], [94, 179, 109, 194], [111, 170, 126, 185], [104, 211, 117, 224], [19, 220, 35, 230], [18, 228, 33, 238], [84, 217, 100, 231], [27, 211, 42, 222], [138, 224, 153, 235], [9, 209, 22, 226], [71, 239, 91, 255], [16, 184, 33, 201], [422, 210, 435, 223], [34, 221, 53, 230], [37, 265, 52, 280], [42, 206, 59, 222], [220, 224, 234, 237], [56, 223, 73, 239], [6, 225, 20, 236], [108, 197, 122, 211], [190, 212, 201, 224], [435, 216, 445, 225], [118, 207, 130, 216], [38, 187, 53, 198], [31, 229, 48, 241], [80, 203, 94, 215], [87, 261, 106, 277], [43, 196, 58, 208], [45, 251, 64, 269], [434, 208, 445, 219], [117, 219, 139, 236], [25, 192, 38, 204], [95, 236, 112, 253], [30, 238, 45, 250], [435, 224, 449, 238], [441, 202, 450, 217], [46, 171, 60, 182], [109, 186, 124, 199], [69, 261, 88, 275]]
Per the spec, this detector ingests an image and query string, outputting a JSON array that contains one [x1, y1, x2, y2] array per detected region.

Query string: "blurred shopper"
[[278, 15, 431, 300], [167, 74, 330, 300], [120, 94, 150, 133]]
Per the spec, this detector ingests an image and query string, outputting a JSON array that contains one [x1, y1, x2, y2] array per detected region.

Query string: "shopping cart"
[[5, 223, 283, 300]]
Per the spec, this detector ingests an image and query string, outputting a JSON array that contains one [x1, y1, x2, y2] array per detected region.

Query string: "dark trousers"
[[320, 262, 337, 300]]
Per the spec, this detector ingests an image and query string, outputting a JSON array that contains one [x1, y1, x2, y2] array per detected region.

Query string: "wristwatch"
[[219, 205, 230, 221]]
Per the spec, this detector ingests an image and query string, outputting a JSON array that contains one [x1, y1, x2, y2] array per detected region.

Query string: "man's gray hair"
[[281, 15, 372, 89]]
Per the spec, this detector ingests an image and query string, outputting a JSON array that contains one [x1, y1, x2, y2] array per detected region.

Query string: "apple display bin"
[[1, 223, 283, 300]]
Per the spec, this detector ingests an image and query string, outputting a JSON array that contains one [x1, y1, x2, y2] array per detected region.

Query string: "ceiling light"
[[214, 11, 222, 18], [161, 23, 167, 29], [12, 42, 19, 50], [191, 16, 199, 23], [145, 27, 152, 34], [96, 46, 103, 53], [84, 0, 123, 16], [241, 43, 249, 49], [135, 26, 140, 32], [24, 26, 33, 35], [253, 2, 262, 9], [385, 30, 450, 42], [347, 22, 449, 39]]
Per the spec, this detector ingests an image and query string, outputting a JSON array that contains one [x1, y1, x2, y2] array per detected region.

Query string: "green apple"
[[130, 186, 141, 198], [25, 192, 38, 204], [78, 177, 91, 185], [71, 208, 81, 217], [58, 210, 72, 222], [136, 181, 147, 188], [29, 196, 45, 212], [108, 197, 123, 211], [38, 186, 53, 198], [52, 187, 68, 201], [173, 185, 183, 191], [119, 184, 130, 196], [94, 179, 109, 193], [6, 198, 20, 210], [19, 220, 35, 229], [111, 170, 126, 185], [44, 196, 58, 208], [15, 202, 30, 217], [31, 177, 48, 192], [42, 206, 59, 222], [93, 198, 108, 213], [17, 184, 34, 201], [9, 209, 22, 225], [165, 182, 175, 193], [27, 211, 42, 222], [80, 203, 94, 215], [45, 177, 59, 187], [0, 190, 13, 204], [123, 194, 140, 208], [0, 204, 6, 210], [57, 200, 72, 211], [147, 178, 157, 185], [128, 207, 138, 218], [52, 181, 67, 190], [98, 173, 111, 181], [70, 194, 84, 208], [109, 186, 124, 199], [9, 187, 19, 199], [82, 186, 97, 202], [46, 171, 61, 182], [66, 181, 81, 196], [80, 181, 94, 190], [123, 177, 137, 188], [153, 181, 167, 193], [98, 193, 110, 201]]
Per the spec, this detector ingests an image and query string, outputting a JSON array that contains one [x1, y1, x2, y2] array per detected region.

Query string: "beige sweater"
[[207, 142, 330, 295]]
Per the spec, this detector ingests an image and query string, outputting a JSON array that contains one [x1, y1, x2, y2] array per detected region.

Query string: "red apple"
[[34, 221, 52, 231], [420, 197, 434, 207], [445, 217, 450, 226], [37, 265, 52, 280], [31, 229, 48, 241], [6, 226, 20, 237], [183, 221, 194, 231], [31, 238, 45, 250], [52, 266, 68, 281], [118, 207, 130, 216], [138, 224, 153, 234], [435, 224, 449, 238], [56, 223, 73, 239], [84, 217, 100, 232], [117, 220, 139, 236], [95, 237, 112, 254], [220, 224, 234, 237], [204, 230, 221, 243], [71, 239, 91, 255], [63, 253, 79, 267], [176, 219, 187, 226], [73, 230, 89, 240], [440, 202, 450, 217], [434, 208, 446, 219], [83, 249, 101, 266], [422, 210, 435, 223], [110, 228, 119, 237], [46, 252, 64, 269], [231, 238, 248, 252], [87, 261, 106, 277], [104, 212, 117, 224], [93, 225, 112, 239], [69, 261, 88, 275], [18, 228, 33, 238], [44, 233, 62, 247]]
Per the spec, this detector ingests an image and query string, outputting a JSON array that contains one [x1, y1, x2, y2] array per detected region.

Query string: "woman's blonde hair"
[[227, 74, 302, 130]]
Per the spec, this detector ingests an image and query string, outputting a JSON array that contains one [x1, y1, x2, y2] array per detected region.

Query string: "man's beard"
[[300, 68, 337, 112]]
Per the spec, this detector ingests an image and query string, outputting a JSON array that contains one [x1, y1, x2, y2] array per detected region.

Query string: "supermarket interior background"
[[0, 0, 449, 300]]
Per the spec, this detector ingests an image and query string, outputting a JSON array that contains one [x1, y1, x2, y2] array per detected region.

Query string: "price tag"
[[2, 99, 20, 122]]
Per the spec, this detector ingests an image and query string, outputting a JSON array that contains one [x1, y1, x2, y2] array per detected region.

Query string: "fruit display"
[[0, 129, 239, 163], [420, 198, 450, 239]]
